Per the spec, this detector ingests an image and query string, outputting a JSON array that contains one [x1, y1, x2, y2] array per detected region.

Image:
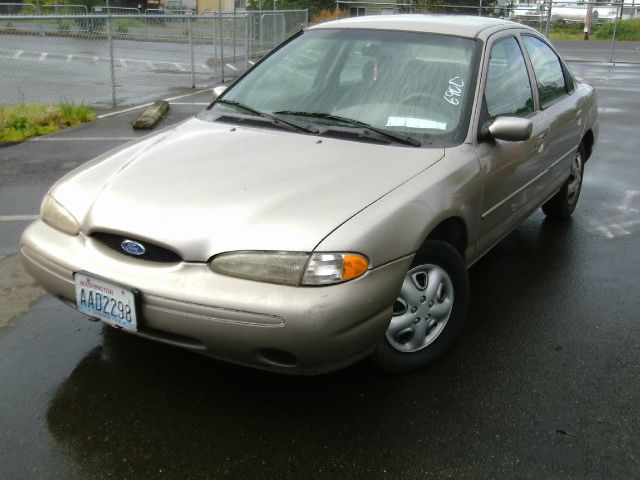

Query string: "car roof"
[[309, 14, 527, 39]]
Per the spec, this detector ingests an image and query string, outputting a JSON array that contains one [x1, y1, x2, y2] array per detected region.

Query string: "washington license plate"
[[74, 273, 137, 331]]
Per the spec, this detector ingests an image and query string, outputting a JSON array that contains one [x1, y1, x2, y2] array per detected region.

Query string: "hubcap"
[[387, 264, 454, 353], [567, 151, 583, 205]]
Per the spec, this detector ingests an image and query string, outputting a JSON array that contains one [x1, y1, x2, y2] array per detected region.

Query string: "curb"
[[132, 101, 169, 130], [0, 141, 23, 148]]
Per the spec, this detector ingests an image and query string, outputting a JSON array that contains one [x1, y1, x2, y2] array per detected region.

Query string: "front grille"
[[91, 232, 182, 263]]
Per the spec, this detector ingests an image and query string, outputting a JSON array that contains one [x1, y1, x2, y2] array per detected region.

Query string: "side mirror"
[[212, 85, 228, 102], [488, 116, 533, 142]]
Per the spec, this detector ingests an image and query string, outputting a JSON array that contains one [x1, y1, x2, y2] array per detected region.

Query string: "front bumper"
[[21, 220, 412, 374]]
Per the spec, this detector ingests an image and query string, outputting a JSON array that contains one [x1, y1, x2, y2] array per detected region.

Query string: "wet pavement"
[[554, 40, 640, 64], [1, 63, 640, 479]]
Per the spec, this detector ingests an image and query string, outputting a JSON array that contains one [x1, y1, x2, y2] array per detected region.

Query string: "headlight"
[[210, 251, 369, 286], [41, 194, 80, 235], [210, 251, 308, 286]]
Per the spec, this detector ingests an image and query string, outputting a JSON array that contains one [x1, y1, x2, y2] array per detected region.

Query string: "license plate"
[[74, 273, 137, 331]]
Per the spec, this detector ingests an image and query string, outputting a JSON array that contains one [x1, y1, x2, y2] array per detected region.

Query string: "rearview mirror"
[[488, 117, 533, 142], [212, 85, 228, 102]]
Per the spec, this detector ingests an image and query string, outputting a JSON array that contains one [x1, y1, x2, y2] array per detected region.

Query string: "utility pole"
[[584, 0, 594, 39]]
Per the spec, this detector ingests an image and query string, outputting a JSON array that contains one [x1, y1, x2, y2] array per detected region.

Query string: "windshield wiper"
[[215, 100, 316, 133], [273, 111, 421, 147]]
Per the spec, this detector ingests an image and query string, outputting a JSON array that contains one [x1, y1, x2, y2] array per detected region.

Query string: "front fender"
[[314, 144, 483, 268]]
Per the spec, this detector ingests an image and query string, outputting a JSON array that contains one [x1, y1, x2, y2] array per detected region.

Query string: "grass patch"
[[549, 19, 640, 41], [549, 23, 586, 41], [0, 103, 95, 142], [594, 19, 640, 41]]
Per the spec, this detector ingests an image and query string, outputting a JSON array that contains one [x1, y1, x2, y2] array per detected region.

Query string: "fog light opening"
[[259, 348, 299, 367]]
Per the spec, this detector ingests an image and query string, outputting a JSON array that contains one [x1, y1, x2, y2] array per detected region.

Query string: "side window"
[[522, 36, 568, 108], [485, 36, 533, 120]]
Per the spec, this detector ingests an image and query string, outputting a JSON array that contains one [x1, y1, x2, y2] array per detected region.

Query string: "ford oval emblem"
[[121, 239, 146, 256]]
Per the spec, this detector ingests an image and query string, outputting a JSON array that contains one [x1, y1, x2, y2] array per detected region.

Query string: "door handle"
[[535, 132, 547, 147]]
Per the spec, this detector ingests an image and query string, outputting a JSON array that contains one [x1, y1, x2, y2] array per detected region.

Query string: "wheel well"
[[582, 130, 594, 161], [423, 217, 467, 257]]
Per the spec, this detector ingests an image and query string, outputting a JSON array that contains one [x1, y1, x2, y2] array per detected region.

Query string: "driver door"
[[474, 33, 550, 255]]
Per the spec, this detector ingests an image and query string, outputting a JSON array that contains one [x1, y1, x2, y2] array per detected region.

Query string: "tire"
[[370, 240, 470, 373], [542, 144, 585, 219]]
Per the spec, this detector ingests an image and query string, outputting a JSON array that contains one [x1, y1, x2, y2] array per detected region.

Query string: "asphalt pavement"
[[0, 34, 252, 107], [0, 62, 639, 479], [554, 39, 640, 64]]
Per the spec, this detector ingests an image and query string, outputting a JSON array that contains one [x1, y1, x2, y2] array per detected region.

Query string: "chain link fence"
[[325, 1, 639, 63], [0, 1, 638, 108], [0, 10, 308, 108]]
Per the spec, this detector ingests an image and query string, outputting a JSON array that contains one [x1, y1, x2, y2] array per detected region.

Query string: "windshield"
[[201, 28, 477, 146]]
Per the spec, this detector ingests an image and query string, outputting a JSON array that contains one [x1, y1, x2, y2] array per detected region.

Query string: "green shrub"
[[57, 20, 73, 31], [594, 19, 640, 41], [114, 19, 130, 34], [0, 103, 96, 142]]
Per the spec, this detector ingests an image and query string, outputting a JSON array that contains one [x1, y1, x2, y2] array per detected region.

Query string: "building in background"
[[197, 0, 240, 13]]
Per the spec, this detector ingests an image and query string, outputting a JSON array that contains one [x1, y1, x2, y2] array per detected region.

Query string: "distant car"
[[21, 15, 598, 374]]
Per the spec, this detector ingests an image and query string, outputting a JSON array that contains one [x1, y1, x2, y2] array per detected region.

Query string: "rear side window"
[[522, 36, 567, 108], [485, 36, 533, 120]]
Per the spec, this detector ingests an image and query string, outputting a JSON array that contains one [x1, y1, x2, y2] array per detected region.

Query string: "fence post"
[[544, 0, 552, 38], [259, 12, 264, 53], [233, 3, 237, 65], [188, 15, 195, 88], [608, 3, 621, 63], [36, 0, 43, 36], [478, 0, 482, 16], [211, 12, 216, 68], [107, 13, 116, 108], [304, 8, 308, 26], [258, 0, 262, 52], [219, 13, 225, 83], [246, 13, 250, 71]]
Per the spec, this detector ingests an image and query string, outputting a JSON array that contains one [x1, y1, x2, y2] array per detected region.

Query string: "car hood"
[[52, 118, 444, 261]]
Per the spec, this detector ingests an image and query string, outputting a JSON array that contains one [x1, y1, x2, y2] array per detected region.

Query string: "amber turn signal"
[[342, 254, 369, 281]]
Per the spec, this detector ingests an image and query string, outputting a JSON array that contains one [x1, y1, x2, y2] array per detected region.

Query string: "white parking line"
[[225, 63, 238, 71], [248, 60, 255, 65], [66, 54, 72, 63], [38, 52, 47, 61], [0, 215, 38, 222], [13, 50, 23, 59], [199, 63, 209, 70], [97, 89, 215, 119], [120, 59, 126, 67], [173, 62, 186, 72]]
